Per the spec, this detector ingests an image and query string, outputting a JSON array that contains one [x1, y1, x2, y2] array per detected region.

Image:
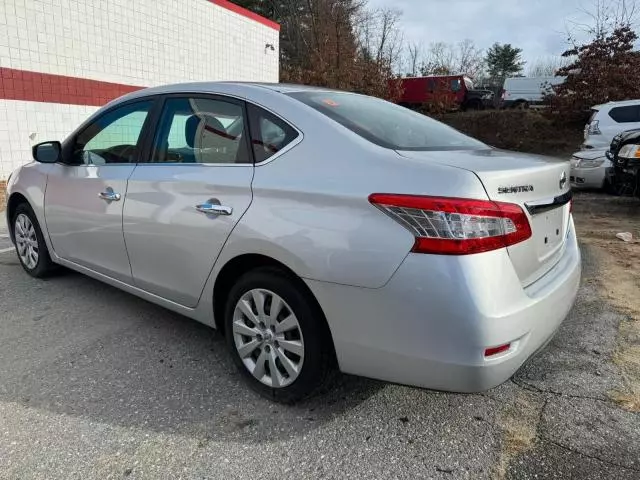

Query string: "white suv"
[[584, 100, 640, 150]]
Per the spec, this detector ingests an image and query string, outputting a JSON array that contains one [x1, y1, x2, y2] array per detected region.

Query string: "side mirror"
[[32, 141, 62, 164]]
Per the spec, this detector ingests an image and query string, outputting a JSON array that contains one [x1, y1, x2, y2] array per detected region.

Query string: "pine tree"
[[485, 43, 525, 81]]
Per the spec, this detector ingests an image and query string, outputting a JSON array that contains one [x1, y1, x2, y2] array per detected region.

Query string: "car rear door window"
[[287, 91, 484, 151], [247, 104, 299, 163], [73, 101, 153, 165], [149, 97, 251, 164], [608, 105, 640, 123]]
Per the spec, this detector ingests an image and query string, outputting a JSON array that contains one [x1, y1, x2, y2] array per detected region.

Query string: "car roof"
[[104, 81, 344, 110], [592, 99, 640, 110], [124, 81, 336, 98], [235, 82, 338, 93]]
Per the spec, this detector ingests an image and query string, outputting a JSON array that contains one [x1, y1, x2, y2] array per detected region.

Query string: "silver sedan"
[[5, 83, 581, 402], [570, 149, 612, 189]]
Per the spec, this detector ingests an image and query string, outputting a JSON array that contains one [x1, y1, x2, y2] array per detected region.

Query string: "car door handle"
[[98, 191, 121, 201], [195, 203, 233, 216]]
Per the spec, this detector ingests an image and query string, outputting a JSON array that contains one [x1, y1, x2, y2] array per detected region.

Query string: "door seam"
[[121, 164, 137, 281], [194, 165, 256, 307]]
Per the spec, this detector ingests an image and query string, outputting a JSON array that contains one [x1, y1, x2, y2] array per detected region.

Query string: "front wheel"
[[225, 267, 336, 403], [12, 203, 56, 278], [465, 100, 483, 111]]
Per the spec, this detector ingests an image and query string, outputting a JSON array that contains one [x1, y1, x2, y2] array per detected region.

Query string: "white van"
[[583, 100, 640, 150], [502, 76, 566, 109]]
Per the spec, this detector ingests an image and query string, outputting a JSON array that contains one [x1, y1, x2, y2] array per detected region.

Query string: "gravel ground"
[[0, 194, 638, 480]]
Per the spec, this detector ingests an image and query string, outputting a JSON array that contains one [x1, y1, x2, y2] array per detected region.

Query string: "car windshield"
[[287, 91, 486, 151]]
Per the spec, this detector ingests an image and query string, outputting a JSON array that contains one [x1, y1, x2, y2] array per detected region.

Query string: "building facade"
[[0, 0, 279, 195]]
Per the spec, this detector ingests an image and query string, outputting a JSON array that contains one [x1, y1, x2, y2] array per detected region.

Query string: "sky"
[[367, 0, 600, 71]]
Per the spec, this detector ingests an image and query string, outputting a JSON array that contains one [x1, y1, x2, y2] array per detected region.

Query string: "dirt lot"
[[0, 192, 639, 479], [572, 192, 640, 412]]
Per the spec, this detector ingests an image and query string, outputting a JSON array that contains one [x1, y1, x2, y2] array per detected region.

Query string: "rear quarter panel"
[[217, 93, 489, 288]]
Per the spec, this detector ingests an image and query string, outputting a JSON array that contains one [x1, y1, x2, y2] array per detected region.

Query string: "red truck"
[[391, 75, 494, 111]]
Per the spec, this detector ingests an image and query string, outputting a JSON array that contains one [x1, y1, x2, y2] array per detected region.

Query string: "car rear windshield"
[[286, 91, 485, 151]]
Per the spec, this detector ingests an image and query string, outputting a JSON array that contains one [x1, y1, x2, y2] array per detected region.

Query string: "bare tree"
[[527, 56, 571, 77], [419, 39, 484, 79], [567, 0, 638, 41], [405, 42, 422, 76], [456, 39, 485, 79], [355, 7, 404, 70], [431, 41, 455, 72]]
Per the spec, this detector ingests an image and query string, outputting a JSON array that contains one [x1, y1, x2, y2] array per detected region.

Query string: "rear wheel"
[[224, 267, 335, 403], [465, 99, 483, 111], [12, 203, 55, 278], [514, 100, 529, 110]]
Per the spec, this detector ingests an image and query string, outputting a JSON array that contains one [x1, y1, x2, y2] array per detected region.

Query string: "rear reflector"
[[369, 194, 532, 255], [485, 343, 511, 357]]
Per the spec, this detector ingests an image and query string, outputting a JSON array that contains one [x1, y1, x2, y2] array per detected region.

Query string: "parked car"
[[501, 76, 566, 109], [393, 75, 494, 111], [606, 128, 640, 197], [570, 149, 612, 190], [5, 83, 581, 402], [583, 100, 640, 150]]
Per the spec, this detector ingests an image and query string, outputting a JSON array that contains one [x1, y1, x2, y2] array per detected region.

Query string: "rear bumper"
[[307, 217, 581, 392], [570, 165, 608, 189]]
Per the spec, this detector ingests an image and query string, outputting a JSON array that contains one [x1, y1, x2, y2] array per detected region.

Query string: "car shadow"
[[0, 258, 384, 443]]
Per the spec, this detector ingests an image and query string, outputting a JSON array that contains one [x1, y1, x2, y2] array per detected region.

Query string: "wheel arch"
[[212, 253, 335, 352], [6, 192, 30, 243]]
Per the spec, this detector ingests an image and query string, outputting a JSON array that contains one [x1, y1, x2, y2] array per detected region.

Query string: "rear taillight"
[[588, 120, 601, 135], [369, 194, 532, 255]]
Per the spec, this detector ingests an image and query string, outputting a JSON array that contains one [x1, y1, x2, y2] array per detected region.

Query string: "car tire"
[[465, 100, 483, 111], [12, 203, 56, 278], [603, 178, 615, 195], [224, 267, 336, 403]]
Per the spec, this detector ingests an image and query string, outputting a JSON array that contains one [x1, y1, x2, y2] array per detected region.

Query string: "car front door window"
[[73, 101, 153, 165]]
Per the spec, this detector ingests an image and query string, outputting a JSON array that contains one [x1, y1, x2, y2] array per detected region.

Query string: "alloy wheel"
[[14, 213, 39, 270], [232, 288, 304, 388]]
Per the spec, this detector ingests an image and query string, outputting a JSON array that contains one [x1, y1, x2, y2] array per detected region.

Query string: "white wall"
[[0, 100, 98, 178], [0, 0, 280, 178], [0, 0, 279, 85]]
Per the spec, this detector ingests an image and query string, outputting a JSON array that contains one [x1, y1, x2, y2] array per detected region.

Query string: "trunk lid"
[[396, 148, 571, 286]]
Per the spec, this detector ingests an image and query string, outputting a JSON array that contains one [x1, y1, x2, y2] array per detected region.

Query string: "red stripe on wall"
[[210, 0, 280, 31], [0, 68, 144, 106]]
